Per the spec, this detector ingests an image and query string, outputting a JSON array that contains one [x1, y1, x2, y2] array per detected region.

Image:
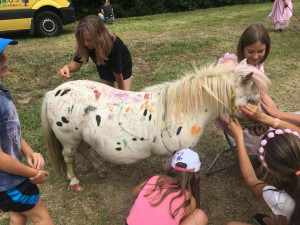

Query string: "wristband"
[[29, 170, 41, 181], [272, 118, 280, 129]]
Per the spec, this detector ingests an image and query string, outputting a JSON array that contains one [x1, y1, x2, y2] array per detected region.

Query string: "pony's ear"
[[240, 58, 248, 66], [241, 72, 253, 84]]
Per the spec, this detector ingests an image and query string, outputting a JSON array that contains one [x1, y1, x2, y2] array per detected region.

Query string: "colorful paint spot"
[[125, 106, 131, 112], [144, 93, 150, 100], [93, 89, 101, 100], [48, 119, 53, 127], [190, 125, 201, 135]]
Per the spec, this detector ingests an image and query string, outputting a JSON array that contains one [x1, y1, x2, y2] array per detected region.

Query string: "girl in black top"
[[58, 15, 132, 90]]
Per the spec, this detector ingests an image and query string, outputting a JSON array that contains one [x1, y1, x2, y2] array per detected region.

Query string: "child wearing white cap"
[[126, 148, 208, 225], [0, 38, 53, 225]]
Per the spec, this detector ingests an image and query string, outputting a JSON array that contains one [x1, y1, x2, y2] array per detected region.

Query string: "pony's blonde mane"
[[150, 62, 271, 128]]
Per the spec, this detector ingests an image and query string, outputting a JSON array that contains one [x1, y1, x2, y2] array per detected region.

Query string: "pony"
[[41, 61, 271, 190]]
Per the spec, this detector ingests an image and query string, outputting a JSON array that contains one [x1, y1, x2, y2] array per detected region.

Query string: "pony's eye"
[[247, 99, 256, 105]]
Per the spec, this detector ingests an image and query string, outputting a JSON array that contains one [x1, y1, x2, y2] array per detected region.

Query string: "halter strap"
[[230, 90, 236, 119]]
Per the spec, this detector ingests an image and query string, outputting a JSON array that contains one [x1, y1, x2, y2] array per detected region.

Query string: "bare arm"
[[260, 92, 300, 126], [113, 72, 125, 90], [224, 117, 266, 203], [0, 146, 49, 184], [21, 138, 44, 170], [131, 179, 148, 197], [241, 104, 300, 133], [58, 61, 82, 79]]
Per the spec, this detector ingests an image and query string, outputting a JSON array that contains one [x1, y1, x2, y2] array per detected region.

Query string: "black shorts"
[[100, 72, 131, 82], [0, 179, 40, 212]]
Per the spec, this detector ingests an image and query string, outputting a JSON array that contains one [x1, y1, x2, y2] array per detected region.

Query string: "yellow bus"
[[0, 0, 75, 37]]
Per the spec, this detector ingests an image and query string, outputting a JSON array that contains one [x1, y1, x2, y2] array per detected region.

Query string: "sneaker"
[[254, 213, 270, 225]]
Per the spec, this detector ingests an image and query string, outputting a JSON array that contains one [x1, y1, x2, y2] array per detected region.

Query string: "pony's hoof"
[[99, 172, 108, 178], [71, 184, 83, 191]]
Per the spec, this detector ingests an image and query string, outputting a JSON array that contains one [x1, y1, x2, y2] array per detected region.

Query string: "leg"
[[61, 145, 80, 188], [180, 209, 208, 225], [22, 198, 53, 225], [100, 79, 114, 88], [77, 142, 108, 178], [7, 211, 27, 225]]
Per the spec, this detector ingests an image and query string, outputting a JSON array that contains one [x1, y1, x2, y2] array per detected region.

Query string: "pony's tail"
[[41, 92, 66, 178]]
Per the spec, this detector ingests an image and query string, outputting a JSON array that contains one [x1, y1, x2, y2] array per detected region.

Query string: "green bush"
[[72, 0, 271, 19]]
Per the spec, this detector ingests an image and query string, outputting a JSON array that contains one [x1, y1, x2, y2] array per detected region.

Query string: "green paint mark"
[[122, 139, 133, 151]]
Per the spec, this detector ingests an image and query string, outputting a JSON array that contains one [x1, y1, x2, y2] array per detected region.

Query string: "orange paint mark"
[[149, 109, 154, 113], [179, 116, 184, 125], [153, 119, 156, 124], [125, 106, 131, 112], [191, 125, 201, 135], [48, 119, 53, 127], [144, 100, 150, 109], [140, 104, 144, 110]]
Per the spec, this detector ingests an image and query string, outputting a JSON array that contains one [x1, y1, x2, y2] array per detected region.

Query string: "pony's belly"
[[91, 143, 154, 164]]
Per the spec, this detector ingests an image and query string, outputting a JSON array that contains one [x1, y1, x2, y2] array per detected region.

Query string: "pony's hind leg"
[[77, 142, 108, 178], [61, 145, 82, 190]]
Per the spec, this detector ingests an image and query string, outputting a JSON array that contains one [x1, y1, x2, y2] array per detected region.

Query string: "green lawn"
[[0, 1, 299, 224]]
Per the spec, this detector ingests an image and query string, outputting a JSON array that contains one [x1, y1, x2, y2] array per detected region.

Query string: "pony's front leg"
[[77, 142, 108, 178], [62, 146, 82, 191]]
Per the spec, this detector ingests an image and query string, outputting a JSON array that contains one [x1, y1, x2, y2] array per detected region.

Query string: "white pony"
[[41, 61, 270, 190]]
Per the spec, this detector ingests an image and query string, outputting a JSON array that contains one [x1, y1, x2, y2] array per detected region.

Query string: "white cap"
[[171, 148, 201, 172]]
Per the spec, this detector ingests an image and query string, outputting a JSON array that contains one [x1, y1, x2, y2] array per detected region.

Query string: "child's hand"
[[26, 152, 45, 170], [260, 92, 281, 118], [58, 65, 70, 79], [29, 169, 49, 184], [222, 116, 243, 140], [239, 104, 264, 121]]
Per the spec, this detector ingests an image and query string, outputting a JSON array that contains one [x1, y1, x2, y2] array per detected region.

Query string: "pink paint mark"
[[94, 90, 101, 100], [108, 114, 114, 120], [144, 93, 150, 100]]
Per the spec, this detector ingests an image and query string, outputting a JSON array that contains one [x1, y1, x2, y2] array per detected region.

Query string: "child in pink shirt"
[[127, 148, 208, 225]]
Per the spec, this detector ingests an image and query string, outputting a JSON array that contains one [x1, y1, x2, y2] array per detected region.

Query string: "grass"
[[1, 1, 300, 224]]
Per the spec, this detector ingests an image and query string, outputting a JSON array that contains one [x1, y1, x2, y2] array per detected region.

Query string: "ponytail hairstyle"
[[260, 130, 300, 225], [75, 15, 116, 65], [236, 24, 270, 64], [144, 162, 200, 219]]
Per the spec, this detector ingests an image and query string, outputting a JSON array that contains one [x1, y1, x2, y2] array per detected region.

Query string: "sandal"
[[254, 213, 270, 225]]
